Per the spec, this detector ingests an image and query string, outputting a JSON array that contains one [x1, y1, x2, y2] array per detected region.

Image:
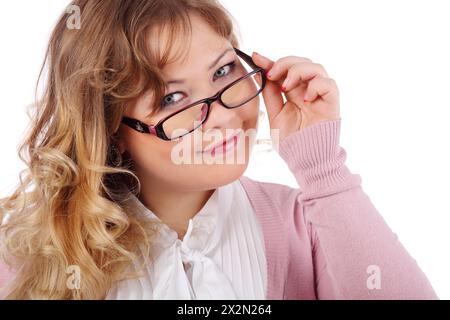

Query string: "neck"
[[137, 182, 215, 241]]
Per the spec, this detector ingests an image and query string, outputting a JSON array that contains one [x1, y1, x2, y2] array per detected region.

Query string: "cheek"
[[240, 99, 260, 130], [123, 129, 251, 188], [123, 132, 172, 169]]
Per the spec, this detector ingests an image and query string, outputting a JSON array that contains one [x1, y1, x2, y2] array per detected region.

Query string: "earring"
[[110, 144, 123, 167]]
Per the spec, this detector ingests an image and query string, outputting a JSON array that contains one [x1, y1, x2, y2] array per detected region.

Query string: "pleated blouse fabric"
[[105, 179, 267, 300]]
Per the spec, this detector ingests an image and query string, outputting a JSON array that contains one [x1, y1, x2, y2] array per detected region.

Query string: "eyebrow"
[[165, 47, 234, 85]]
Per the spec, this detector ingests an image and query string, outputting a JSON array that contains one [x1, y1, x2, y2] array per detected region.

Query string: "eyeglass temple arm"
[[121, 116, 158, 136], [233, 47, 264, 72]]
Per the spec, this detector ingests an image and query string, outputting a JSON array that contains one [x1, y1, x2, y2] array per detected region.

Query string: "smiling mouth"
[[200, 133, 240, 156]]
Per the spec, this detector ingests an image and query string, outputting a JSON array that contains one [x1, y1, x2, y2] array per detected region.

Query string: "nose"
[[201, 99, 241, 132]]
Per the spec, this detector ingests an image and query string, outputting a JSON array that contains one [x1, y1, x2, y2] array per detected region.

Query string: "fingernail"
[[257, 53, 270, 60]]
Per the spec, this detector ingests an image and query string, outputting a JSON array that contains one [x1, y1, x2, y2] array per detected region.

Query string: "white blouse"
[[106, 179, 267, 300]]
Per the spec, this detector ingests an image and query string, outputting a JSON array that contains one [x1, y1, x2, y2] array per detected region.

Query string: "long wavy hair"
[[0, 0, 240, 299]]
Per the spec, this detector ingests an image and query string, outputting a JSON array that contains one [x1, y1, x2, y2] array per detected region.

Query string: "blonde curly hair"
[[0, 0, 240, 299]]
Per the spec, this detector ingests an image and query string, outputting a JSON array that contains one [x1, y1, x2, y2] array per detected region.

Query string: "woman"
[[0, 0, 437, 299]]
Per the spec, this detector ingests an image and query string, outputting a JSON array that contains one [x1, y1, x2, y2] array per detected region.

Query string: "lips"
[[202, 133, 240, 154]]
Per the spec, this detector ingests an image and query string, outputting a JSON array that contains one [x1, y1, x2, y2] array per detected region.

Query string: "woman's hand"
[[252, 52, 340, 143]]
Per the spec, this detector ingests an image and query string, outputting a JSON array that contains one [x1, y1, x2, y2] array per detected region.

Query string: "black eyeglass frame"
[[120, 47, 267, 141]]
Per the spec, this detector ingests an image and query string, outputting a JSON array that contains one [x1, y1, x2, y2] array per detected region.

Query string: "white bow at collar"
[[131, 183, 237, 299]]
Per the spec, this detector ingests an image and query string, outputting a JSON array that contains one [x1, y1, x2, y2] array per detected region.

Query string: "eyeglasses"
[[121, 47, 267, 141]]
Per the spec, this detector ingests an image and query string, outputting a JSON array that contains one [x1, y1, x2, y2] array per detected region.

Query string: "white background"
[[0, 0, 449, 299]]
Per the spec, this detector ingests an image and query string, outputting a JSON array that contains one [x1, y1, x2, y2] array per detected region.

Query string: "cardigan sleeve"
[[277, 118, 438, 299]]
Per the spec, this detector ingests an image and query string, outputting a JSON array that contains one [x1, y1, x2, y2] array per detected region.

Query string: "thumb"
[[252, 52, 284, 123], [252, 51, 274, 71]]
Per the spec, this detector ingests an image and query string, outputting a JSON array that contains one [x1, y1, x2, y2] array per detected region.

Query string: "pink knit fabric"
[[239, 118, 437, 299], [0, 118, 438, 299]]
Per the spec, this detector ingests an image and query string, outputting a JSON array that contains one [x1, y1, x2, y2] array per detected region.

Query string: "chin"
[[199, 163, 249, 188]]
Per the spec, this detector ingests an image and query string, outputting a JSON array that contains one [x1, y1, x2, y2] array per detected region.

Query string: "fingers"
[[304, 76, 339, 104], [251, 51, 338, 122], [252, 52, 284, 122], [260, 78, 285, 123], [253, 52, 330, 92], [282, 62, 329, 92], [267, 56, 319, 81], [252, 52, 282, 86], [252, 52, 275, 71]]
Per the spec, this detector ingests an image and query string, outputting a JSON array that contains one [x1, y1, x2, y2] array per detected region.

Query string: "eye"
[[213, 61, 236, 80], [161, 60, 237, 108], [162, 92, 184, 107]]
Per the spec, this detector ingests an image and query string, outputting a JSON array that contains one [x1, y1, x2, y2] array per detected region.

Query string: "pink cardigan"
[[0, 119, 438, 299], [239, 118, 437, 299]]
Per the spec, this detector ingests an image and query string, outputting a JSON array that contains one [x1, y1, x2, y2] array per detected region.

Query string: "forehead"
[[150, 14, 232, 76]]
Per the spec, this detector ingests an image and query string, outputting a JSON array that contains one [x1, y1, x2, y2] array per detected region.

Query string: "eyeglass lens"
[[162, 55, 263, 140]]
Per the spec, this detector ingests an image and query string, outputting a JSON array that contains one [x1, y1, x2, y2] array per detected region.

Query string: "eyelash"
[[161, 61, 237, 108]]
